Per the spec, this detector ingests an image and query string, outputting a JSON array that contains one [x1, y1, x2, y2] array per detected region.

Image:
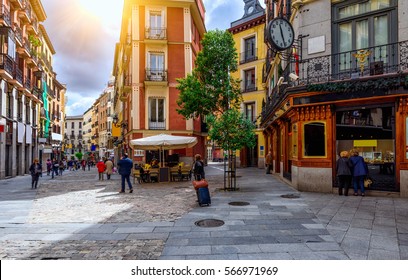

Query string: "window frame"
[[149, 97, 166, 129], [302, 121, 327, 158], [243, 68, 256, 92], [332, 0, 398, 71]]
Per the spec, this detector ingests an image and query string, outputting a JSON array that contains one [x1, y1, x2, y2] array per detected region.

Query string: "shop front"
[[263, 90, 408, 197]]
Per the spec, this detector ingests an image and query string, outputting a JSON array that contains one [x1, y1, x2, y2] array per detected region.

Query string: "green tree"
[[176, 30, 256, 189], [75, 152, 83, 160]]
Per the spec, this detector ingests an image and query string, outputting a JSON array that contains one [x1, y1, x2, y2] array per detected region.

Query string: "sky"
[[41, 0, 265, 116]]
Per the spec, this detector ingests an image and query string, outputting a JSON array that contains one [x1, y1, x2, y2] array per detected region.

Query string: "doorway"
[[335, 105, 396, 191]]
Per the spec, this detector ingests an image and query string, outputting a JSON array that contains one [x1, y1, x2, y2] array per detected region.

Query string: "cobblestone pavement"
[[1, 164, 408, 260], [0, 168, 199, 260]]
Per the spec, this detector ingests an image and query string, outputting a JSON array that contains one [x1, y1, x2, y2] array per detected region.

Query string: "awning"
[[52, 133, 63, 141]]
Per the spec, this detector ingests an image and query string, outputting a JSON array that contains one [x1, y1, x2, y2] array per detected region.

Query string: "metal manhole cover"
[[195, 219, 225, 227], [228, 201, 250, 206], [281, 194, 300, 199]]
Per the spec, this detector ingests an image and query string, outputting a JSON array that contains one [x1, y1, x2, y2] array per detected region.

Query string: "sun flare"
[[78, 0, 123, 27]]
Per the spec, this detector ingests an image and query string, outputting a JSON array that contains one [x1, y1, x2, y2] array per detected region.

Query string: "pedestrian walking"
[[265, 151, 273, 174], [58, 160, 65, 176], [29, 158, 42, 189], [87, 159, 92, 171], [349, 149, 369, 196], [81, 159, 86, 171], [46, 158, 52, 176], [336, 151, 352, 196], [96, 159, 106, 181], [117, 153, 133, 193], [105, 158, 114, 180], [51, 159, 59, 179], [193, 154, 205, 181]]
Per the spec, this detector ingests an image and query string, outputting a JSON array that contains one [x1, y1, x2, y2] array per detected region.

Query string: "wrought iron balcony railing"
[[0, 54, 14, 75], [261, 40, 408, 124], [149, 119, 166, 130], [145, 27, 167, 40], [145, 68, 167, 82], [240, 48, 258, 64], [0, 5, 11, 26]]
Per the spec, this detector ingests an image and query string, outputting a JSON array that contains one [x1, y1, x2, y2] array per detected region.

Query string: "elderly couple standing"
[[336, 149, 368, 196]]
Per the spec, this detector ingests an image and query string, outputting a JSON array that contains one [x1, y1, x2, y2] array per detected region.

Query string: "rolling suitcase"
[[197, 187, 211, 206]]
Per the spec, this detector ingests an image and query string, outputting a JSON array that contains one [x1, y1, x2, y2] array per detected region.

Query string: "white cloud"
[[41, 0, 264, 116]]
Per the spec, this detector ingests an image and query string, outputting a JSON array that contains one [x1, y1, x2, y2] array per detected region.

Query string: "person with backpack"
[[29, 158, 42, 189]]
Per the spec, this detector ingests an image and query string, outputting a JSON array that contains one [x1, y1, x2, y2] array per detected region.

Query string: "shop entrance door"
[[335, 105, 397, 191]]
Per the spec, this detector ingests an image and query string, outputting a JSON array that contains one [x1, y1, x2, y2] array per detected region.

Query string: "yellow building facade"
[[229, 0, 266, 168]]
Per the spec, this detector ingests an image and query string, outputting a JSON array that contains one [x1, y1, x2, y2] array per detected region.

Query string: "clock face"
[[268, 18, 295, 51]]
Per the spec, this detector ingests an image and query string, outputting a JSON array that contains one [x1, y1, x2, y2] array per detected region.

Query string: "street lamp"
[[112, 114, 128, 129], [112, 115, 128, 156]]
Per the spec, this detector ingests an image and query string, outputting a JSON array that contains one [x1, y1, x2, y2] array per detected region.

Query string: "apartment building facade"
[[113, 0, 207, 164], [261, 0, 408, 196], [229, 0, 266, 168], [65, 115, 83, 159], [0, 0, 64, 178]]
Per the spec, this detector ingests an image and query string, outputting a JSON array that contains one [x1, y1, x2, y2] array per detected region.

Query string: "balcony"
[[145, 68, 167, 82], [240, 49, 258, 64], [24, 75, 31, 90], [0, 54, 14, 80], [261, 40, 408, 124], [0, 5, 11, 26], [26, 17, 39, 35], [13, 24, 23, 46], [13, 67, 23, 86], [18, 0, 32, 23], [32, 86, 42, 99], [145, 27, 167, 40], [149, 119, 166, 130], [10, 0, 23, 9]]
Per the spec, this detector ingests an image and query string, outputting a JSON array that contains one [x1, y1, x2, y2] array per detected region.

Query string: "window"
[[244, 36, 256, 63], [303, 122, 326, 157], [71, 122, 75, 129], [148, 53, 165, 81], [243, 68, 256, 92], [79, 122, 82, 129], [333, 0, 397, 71], [245, 102, 256, 123], [25, 101, 30, 123], [149, 97, 165, 129], [149, 11, 162, 37]]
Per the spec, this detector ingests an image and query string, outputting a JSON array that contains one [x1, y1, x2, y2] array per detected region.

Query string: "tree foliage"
[[75, 152, 83, 160], [176, 30, 256, 151]]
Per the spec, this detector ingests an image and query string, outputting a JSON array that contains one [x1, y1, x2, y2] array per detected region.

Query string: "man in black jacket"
[[117, 153, 133, 193]]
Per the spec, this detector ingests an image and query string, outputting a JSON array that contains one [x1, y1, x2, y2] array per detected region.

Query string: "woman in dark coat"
[[29, 158, 42, 189], [336, 151, 352, 196], [348, 149, 369, 196]]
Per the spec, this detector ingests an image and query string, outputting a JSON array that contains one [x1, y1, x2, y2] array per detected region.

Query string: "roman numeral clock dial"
[[267, 18, 295, 51]]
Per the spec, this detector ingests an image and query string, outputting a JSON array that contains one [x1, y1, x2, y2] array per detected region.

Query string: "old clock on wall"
[[267, 17, 295, 51]]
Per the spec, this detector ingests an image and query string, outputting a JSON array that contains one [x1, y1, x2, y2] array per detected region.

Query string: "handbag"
[[193, 179, 208, 190], [364, 178, 373, 188]]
